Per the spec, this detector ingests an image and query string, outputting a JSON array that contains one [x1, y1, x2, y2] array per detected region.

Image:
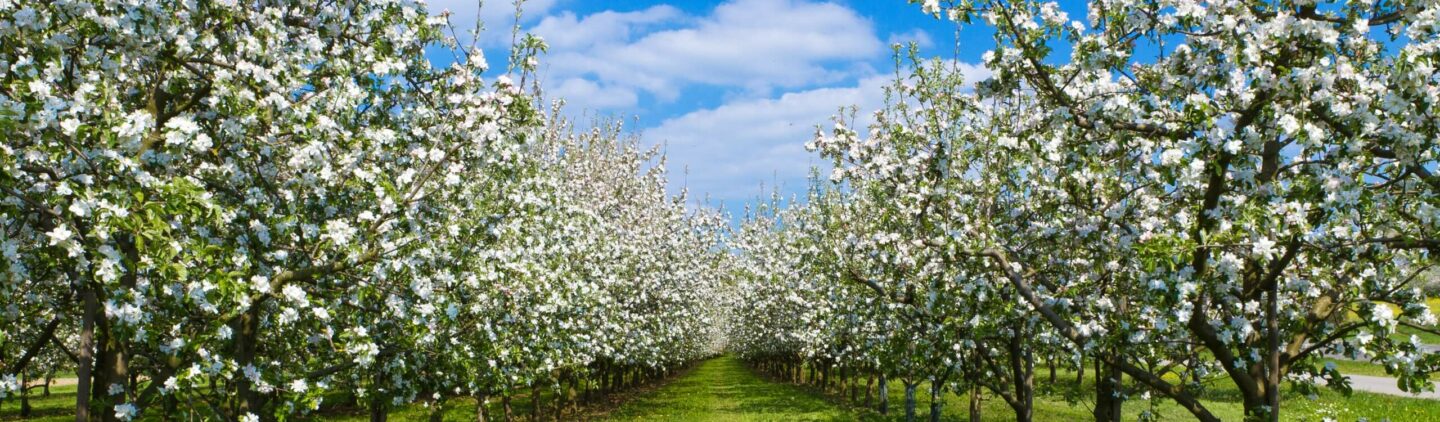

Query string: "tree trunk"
[[531, 383, 541, 422], [1266, 286, 1281, 422], [840, 368, 852, 400], [554, 381, 564, 421], [428, 397, 446, 422], [370, 399, 388, 422], [1009, 329, 1034, 422], [476, 393, 489, 422], [370, 378, 389, 422], [582, 372, 592, 404], [163, 393, 178, 420], [1048, 355, 1056, 384], [865, 374, 874, 407], [569, 373, 579, 415], [1098, 296, 1127, 422], [93, 315, 127, 422], [969, 387, 982, 422], [928, 380, 943, 422], [233, 306, 263, 418], [502, 394, 513, 422], [21, 375, 31, 418], [904, 382, 918, 422], [76, 284, 99, 422], [878, 374, 889, 415], [1240, 383, 1267, 420], [99, 235, 141, 422], [1094, 354, 1123, 422]]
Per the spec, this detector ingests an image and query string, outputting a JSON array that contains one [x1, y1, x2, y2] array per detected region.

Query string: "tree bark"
[[76, 284, 99, 422], [1009, 329, 1034, 422], [1094, 354, 1122, 422], [428, 396, 446, 422], [568, 372, 579, 415], [865, 374, 874, 407], [476, 393, 489, 422], [531, 383, 541, 422], [233, 305, 263, 418], [1048, 356, 1056, 384], [904, 382, 918, 422], [502, 394, 513, 422], [1266, 286, 1281, 422], [93, 316, 127, 422], [21, 374, 31, 418], [929, 380, 943, 422], [969, 386, 982, 422], [975, 248, 1222, 421], [369, 372, 388, 422], [878, 374, 889, 414]]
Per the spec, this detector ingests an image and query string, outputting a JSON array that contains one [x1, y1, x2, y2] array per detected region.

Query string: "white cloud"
[[529, 6, 683, 51], [647, 75, 893, 202], [647, 59, 992, 203], [532, 0, 884, 107], [424, 1, 988, 207], [550, 77, 639, 110]]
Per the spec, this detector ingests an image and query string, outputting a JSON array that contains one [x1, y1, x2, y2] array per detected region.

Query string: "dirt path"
[[24, 378, 76, 388], [1343, 374, 1440, 399]]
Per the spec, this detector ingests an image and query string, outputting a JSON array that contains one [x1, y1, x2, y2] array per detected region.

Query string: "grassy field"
[[1327, 357, 1438, 379], [0, 370, 676, 422], [560, 356, 1440, 421], [801, 364, 1440, 422], [1375, 297, 1440, 344], [6, 356, 1440, 421], [0, 386, 71, 422], [598, 355, 855, 421]]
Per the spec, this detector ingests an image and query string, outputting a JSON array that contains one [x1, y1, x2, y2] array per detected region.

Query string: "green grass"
[[0, 384, 73, 422], [1370, 297, 1440, 344], [581, 356, 1440, 422], [597, 356, 857, 421], [9, 357, 1440, 421], [1324, 357, 1437, 379], [822, 366, 1440, 422], [0, 384, 516, 422]]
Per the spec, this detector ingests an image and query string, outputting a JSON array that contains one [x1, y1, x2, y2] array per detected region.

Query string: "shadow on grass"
[[0, 390, 78, 422]]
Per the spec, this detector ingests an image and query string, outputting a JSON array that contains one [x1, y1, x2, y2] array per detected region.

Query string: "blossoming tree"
[[1, 1, 731, 421], [736, 1, 1439, 421]]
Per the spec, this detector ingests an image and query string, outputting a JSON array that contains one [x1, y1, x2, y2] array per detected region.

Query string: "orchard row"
[[729, 0, 1440, 421], [0, 1, 729, 421]]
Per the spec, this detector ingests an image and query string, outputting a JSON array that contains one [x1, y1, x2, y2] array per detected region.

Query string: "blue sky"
[[425, 0, 1016, 215]]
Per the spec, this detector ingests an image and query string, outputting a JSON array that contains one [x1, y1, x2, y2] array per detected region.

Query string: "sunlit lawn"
[[6, 356, 1439, 421], [598, 355, 855, 421], [1, 374, 661, 421], [820, 364, 1440, 422]]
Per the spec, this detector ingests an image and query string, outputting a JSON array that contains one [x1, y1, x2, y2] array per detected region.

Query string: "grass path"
[[596, 356, 856, 421]]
